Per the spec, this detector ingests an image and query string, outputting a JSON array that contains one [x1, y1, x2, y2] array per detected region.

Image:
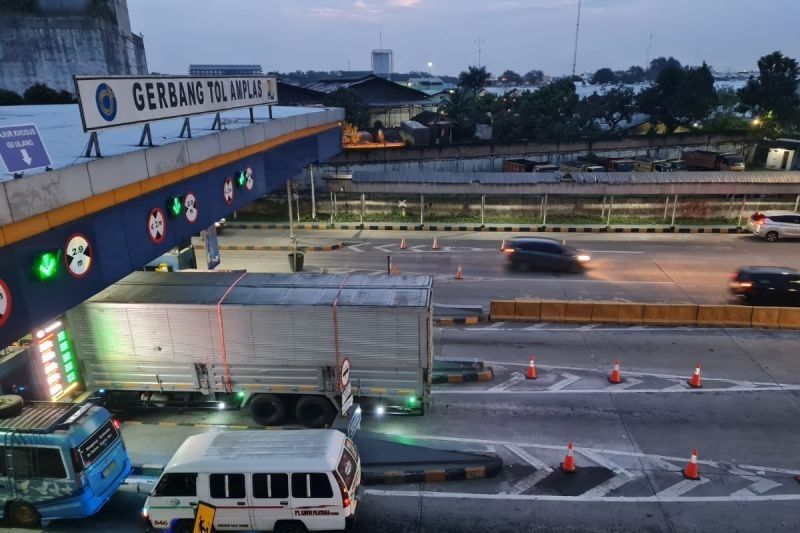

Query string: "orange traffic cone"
[[432, 237, 440, 250], [526, 355, 537, 380], [455, 265, 464, 280], [561, 442, 577, 473], [390, 261, 399, 275], [687, 363, 702, 388], [608, 359, 623, 384], [400, 236, 407, 249], [683, 449, 701, 480]]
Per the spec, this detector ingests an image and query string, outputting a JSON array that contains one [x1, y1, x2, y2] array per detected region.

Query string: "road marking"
[[349, 243, 366, 253], [662, 380, 690, 391], [485, 321, 505, 329], [581, 473, 642, 498], [582, 250, 646, 254], [433, 384, 800, 395], [379, 434, 800, 477], [486, 372, 525, 392], [523, 323, 548, 330], [375, 244, 395, 253], [464, 326, 703, 333], [578, 448, 633, 477], [365, 488, 800, 503], [506, 445, 553, 473], [730, 476, 783, 498], [547, 372, 582, 391], [579, 324, 600, 330], [613, 377, 643, 390], [655, 478, 710, 498]]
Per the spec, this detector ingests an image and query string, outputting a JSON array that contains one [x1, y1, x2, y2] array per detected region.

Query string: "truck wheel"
[[0, 395, 23, 419], [249, 394, 287, 426], [295, 395, 336, 428], [275, 521, 308, 533], [9, 500, 40, 527]]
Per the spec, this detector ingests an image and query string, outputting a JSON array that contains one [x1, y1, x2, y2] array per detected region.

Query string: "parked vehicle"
[[0, 401, 131, 527], [560, 160, 605, 173], [145, 429, 361, 533], [746, 211, 800, 242], [66, 272, 433, 427], [634, 157, 672, 172], [502, 237, 591, 272], [502, 159, 553, 172], [681, 150, 745, 171], [729, 266, 800, 306], [669, 159, 688, 171], [399, 120, 430, 146]]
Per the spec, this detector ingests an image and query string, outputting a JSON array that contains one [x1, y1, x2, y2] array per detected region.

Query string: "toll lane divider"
[[363, 455, 504, 485], [194, 241, 344, 252], [435, 315, 487, 326], [228, 222, 742, 234], [431, 368, 494, 384], [489, 300, 800, 330]]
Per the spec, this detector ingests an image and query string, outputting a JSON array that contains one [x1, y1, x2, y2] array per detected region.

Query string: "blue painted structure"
[[0, 127, 340, 349]]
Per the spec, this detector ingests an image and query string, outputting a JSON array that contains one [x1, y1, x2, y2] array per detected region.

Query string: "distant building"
[[371, 49, 394, 78], [0, 0, 148, 95], [188, 64, 263, 76], [406, 77, 445, 94], [305, 74, 432, 128]]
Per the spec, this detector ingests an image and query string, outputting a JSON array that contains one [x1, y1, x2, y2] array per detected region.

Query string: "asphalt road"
[[15, 326, 800, 532], [205, 228, 800, 308]]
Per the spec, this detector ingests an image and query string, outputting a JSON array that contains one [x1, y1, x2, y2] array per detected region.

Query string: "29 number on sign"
[[0, 278, 10, 327], [148, 207, 167, 244], [184, 192, 198, 224], [65, 234, 93, 278]]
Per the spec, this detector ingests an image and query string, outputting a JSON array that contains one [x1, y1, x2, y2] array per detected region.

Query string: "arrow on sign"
[[20, 149, 32, 166]]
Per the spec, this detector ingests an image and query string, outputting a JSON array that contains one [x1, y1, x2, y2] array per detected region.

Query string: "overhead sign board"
[[0, 124, 52, 173], [74, 75, 278, 131]]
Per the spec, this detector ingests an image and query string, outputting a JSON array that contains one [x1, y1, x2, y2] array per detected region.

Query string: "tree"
[[738, 51, 800, 131], [23, 83, 73, 104], [579, 87, 636, 133], [706, 87, 747, 131], [637, 63, 717, 132], [458, 66, 491, 96], [499, 70, 523, 86], [617, 66, 646, 84], [590, 68, 616, 85], [491, 79, 580, 142], [646, 56, 682, 81], [523, 70, 545, 85], [322, 88, 371, 129], [0, 89, 24, 106], [440, 89, 481, 141]]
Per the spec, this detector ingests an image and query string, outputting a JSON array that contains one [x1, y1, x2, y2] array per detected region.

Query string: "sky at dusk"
[[128, 0, 800, 77]]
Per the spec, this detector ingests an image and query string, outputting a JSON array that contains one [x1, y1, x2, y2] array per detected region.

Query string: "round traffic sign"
[[65, 233, 92, 278], [340, 358, 351, 389], [147, 207, 167, 244], [245, 167, 254, 191], [184, 192, 198, 224], [223, 177, 235, 205], [0, 278, 11, 328]]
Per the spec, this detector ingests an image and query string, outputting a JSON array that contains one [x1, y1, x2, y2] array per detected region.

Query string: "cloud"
[[354, 0, 368, 8], [389, 0, 420, 7], [307, 2, 383, 19]]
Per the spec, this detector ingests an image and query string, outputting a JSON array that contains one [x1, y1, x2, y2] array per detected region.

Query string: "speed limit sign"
[[0, 278, 11, 328], [65, 233, 92, 278], [245, 167, 254, 191], [184, 192, 198, 224], [223, 177, 234, 205]]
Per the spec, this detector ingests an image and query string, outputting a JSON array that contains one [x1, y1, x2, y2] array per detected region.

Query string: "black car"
[[730, 266, 800, 305], [502, 237, 591, 273]]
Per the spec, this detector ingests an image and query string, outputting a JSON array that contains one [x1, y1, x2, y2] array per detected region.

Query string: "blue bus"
[[0, 400, 131, 527]]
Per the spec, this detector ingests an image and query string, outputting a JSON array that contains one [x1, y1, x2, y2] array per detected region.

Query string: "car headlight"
[[576, 255, 591, 262]]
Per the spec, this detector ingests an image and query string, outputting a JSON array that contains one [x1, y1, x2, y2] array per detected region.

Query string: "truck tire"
[[0, 395, 23, 419], [9, 500, 40, 528], [295, 395, 336, 428], [249, 394, 287, 426], [274, 521, 308, 533]]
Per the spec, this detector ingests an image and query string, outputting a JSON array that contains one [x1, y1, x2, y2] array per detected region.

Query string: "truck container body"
[[682, 150, 745, 171], [66, 272, 433, 425], [634, 158, 672, 172], [400, 120, 430, 146], [560, 160, 606, 173]]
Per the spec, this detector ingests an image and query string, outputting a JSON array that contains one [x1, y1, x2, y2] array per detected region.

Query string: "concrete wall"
[[320, 133, 755, 174], [0, 0, 147, 95]]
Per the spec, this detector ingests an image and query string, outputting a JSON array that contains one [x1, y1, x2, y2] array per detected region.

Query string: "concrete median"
[[515, 300, 542, 321], [778, 307, 800, 329], [489, 300, 516, 321], [540, 301, 567, 322], [564, 302, 594, 323], [697, 305, 753, 327], [751, 307, 782, 329]]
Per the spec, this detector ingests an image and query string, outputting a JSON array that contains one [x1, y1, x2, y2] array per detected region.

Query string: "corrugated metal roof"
[[88, 272, 432, 308]]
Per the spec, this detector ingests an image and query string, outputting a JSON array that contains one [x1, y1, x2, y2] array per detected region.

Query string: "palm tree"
[[458, 66, 491, 97]]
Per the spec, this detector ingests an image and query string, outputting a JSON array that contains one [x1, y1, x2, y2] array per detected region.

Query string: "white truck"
[[66, 272, 433, 428]]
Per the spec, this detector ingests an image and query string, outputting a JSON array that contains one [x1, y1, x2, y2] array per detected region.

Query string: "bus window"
[[154, 473, 197, 497], [11, 447, 67, 479], [292, 473, 333, 498]]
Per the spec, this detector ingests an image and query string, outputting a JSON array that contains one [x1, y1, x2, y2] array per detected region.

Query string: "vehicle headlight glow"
[[577, 255, 591, 262]]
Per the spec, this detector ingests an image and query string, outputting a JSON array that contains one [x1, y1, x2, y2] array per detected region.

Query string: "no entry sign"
[[0, 278, 11, 327], [223, 177, 234, 205]]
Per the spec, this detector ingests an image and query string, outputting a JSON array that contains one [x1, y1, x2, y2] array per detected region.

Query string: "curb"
[[435, 316, 487, 326], [229, 222, 743, 234], [431, 368, 494, 384], [361, 455, 504, 485], [195, 241, 344, 252]]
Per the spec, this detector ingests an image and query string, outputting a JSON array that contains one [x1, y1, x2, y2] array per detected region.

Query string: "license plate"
[[102, 461, 117, 479]]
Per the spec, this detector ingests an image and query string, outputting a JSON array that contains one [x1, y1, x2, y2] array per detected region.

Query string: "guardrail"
[[489, 300, 800, 329]]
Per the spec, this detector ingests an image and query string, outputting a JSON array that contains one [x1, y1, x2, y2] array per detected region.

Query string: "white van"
[[144, 430, 361, 533]]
